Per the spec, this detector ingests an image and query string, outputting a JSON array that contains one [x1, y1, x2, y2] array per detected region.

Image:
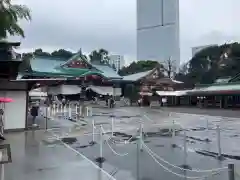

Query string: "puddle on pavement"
[[61, 137, 77, 144]]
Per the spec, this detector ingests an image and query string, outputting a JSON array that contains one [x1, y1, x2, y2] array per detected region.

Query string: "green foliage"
[[119, 60, 161, 76], [0, 0, 31, 39], [89, 48, 109, 64], [21, 48, 74, 61], [51, 49, 73, 59], [175, 42, 240, 85]]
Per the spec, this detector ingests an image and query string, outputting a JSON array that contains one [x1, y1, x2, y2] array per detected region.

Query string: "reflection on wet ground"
[[41, 106, 240, 179], [5, 106, 240, 180]]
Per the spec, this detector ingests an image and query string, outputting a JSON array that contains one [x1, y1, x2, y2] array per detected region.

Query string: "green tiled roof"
[[188, 82, 240, 95], [28, 56, 102, 78], [122, 70, 153, 81], [60, 52, 122, 79], [205, 84, 240, 91], [21, 52, 122, 80], [91, 64, 122, 79]]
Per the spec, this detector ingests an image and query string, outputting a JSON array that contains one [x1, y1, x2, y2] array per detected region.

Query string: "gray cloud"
[[15, 0, 240, 65]]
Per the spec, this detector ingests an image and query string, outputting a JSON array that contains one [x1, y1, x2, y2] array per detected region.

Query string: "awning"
[[156, 90, 188, 96], [186, 83, 240, 95], [29, 91, 47, 97], [88, 85, 121, 96]]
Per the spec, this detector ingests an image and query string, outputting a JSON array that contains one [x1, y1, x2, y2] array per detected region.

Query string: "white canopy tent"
[[87, 85, 121, 96], [156, 90, 188, 96], [47, 85, 81, 95]]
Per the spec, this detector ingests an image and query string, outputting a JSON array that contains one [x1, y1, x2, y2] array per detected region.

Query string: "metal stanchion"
[[68, 105, 72, 120], [79, 105, 82, 117], [0, 163, 4, 180], [206, 119, 209, 131], [95, 125, 105, 163], [45, 106, 48, 130], [181, 130, 191, 169], [217, 125, 222, 160], [53, 104, 55, 116], [171, 119, 177, 148], [137, 135, 141, 180], [48, 107, 51, 119], [86, 107, 89, 117], [89, 107, 92, 116], [228, 164, 235, 180], [111, 117, 114, 137], [140, 124, 143, 151], [89, 120, 96, 145], [75, 104, 78, 115], [64, 105, 67, 117]]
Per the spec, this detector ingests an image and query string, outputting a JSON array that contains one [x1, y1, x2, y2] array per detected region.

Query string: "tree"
[[51, 49, 73, 59], [162, 57, 177, 78], [33, 48, 51, 57], [89, 48, 109, 64], [175, 42, 240, 85], [118, 60, 161, 76], [0, 0, 31, 39]]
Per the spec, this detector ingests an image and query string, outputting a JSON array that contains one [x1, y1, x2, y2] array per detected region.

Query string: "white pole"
[[90, 107, 92, 116], [61, 104, 63, 113], [64, 105, 67, 117], [206, 119, 209, 131], [0, 151, 4, 180], [100, 125, 103, 158], [53, 104, 55, 115], [183, 130, 187, 166], [86, 107, 89, 117], [79, 105, 82, 116], [0, 164, 4, 180], [140, 124, 143, 151], [92, 120, 95, 142], [172, 119, 176, 147], [217, 125, 222, 158], [68, 105, 72, 119], [47, 107, 51, 119], [111, 117, 114, 137], [56, 105, 58, 113], [75, 104, 78, 115]]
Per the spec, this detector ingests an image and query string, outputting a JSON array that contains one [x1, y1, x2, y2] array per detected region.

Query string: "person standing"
[[0, 109, 5, 140]]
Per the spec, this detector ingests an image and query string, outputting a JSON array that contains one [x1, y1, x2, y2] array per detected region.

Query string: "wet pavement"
[[4, 105, 240, 180], [2, 126, 115, 180]]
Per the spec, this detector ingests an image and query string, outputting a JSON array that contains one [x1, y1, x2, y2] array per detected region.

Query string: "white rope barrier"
[[105, 138, 129, 157], [144, 144, 226, 179], [49, 132, 116, 180], [142, 141, 228, 173]]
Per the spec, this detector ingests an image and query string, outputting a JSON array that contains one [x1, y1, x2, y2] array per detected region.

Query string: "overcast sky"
[[14, 0, 240, 65]]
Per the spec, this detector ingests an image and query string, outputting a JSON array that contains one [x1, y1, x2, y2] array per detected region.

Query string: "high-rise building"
[[109, 55, 125, 72], [137, 0, 180, 68]]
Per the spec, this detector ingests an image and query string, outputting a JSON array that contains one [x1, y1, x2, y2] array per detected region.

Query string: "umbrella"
[[0, 97, 13, 103]]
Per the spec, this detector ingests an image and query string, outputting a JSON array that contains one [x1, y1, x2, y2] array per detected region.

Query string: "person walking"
[[30, 102, 39, 127]]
